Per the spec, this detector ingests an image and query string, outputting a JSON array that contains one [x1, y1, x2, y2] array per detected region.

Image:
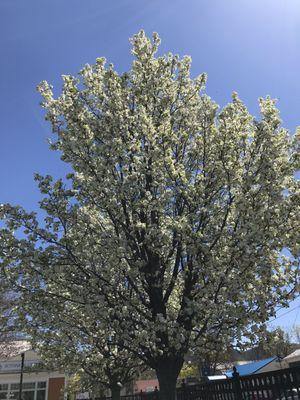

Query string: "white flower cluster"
[[0, 30, 299, 400]]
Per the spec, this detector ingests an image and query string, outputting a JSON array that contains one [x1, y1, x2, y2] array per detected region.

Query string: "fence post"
[[232, 366, 242, 400], [154, 386, 158, 400], [181, 379, 186, 400]]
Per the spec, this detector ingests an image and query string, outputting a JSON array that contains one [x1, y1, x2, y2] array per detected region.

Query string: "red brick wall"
[[48, 377, 65, 400], [134, 380, 159, 392]]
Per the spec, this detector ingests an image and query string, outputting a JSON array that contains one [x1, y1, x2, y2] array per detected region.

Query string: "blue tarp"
[[225, 357, 276, 377]]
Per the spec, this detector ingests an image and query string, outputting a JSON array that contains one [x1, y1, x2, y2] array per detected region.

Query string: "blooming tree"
[[254, 327, 293, 359], [1, 212, 143, 400], [28, 323, 142, 400], [0, 278, 18, 341], [1, 31, 299, 400]]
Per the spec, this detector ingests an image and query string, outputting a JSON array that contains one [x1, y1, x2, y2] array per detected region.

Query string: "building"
[[133, 379, 159, 393], [282, 349, 300, 368], [225, 356, 280, 377], [0, 341, 65, 400], [223, 351, 300, 378]]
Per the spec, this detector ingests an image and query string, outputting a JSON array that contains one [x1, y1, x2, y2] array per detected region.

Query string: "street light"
[[18, 353, 25, 400]]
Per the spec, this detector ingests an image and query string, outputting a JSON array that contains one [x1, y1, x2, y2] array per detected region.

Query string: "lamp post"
[[18, 353, 25, 400]]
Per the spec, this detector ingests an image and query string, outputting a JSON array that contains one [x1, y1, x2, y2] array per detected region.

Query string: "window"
[[36, 391, 45, 400], [0, 382, 46, 400], [36, 384, 45, 390]]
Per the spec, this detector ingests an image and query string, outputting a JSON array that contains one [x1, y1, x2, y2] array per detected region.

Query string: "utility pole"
[[18, 353, 25, 400]]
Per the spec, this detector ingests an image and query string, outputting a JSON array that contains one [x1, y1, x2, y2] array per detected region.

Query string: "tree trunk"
[[156, 358, 183, 400], [111, 384, 121, 400]]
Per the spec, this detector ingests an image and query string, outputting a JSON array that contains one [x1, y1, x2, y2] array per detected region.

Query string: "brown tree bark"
[[111, 384, 121, 400], [155, 358, 183, 400]]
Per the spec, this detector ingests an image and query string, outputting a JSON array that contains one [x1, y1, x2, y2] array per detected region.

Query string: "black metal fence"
[[97, 365, 300, 400], [179, 365, 300, 400]]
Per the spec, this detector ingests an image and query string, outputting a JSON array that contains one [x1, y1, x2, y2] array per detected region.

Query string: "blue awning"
[[225, 357, 277, 377]]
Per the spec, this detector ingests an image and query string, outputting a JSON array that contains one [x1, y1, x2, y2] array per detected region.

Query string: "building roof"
[[225, 357, 277, 377], [284, 349, 300, 361], [0, 340, 31, 359]]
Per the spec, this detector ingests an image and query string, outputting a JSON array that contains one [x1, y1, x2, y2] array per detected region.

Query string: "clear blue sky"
[[1, 0, 299, 331]]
